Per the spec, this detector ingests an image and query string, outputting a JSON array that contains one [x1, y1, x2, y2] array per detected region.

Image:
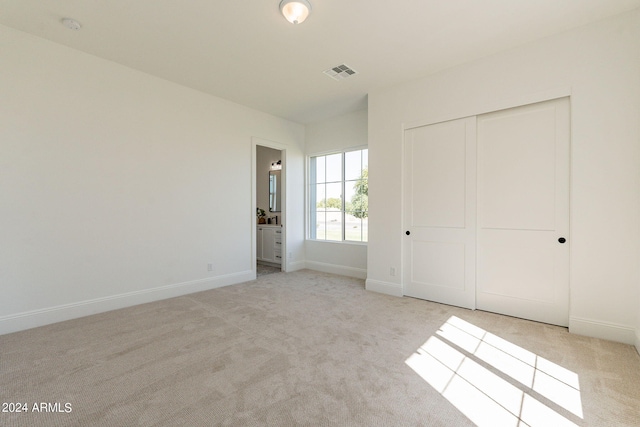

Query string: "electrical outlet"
[[390, 267, 396, 277], [207, 263, 214, 272]]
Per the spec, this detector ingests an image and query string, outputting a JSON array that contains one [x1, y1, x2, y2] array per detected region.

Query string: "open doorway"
[[254, 142, 285, 276]]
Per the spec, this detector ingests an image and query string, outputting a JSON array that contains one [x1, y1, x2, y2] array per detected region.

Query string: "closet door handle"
[[558, 237, 566, 244], [406, 231, 411, 236]]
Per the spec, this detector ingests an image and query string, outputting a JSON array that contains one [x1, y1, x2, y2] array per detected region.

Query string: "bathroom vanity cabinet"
[[256, 225, 282, 265]]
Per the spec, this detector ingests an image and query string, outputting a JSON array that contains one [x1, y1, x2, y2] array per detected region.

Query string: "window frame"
[[306, 146, 368, 244]]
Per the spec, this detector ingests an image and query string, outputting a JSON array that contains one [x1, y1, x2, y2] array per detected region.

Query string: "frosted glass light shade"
[[279, 0, 311, 24]]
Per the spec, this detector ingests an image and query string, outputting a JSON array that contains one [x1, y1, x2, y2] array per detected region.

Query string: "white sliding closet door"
[[476, 97, 570, 326], [402, 97, 570, 327], [403, 117, 477, 309]]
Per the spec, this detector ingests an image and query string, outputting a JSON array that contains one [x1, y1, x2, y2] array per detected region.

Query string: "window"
[[309, 148, 368, 242]]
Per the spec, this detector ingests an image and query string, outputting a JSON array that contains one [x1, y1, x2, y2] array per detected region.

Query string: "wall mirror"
[[269, 170, 281, 212]]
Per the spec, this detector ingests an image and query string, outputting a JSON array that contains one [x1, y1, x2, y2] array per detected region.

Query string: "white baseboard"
[[286, 260, 307, 273], [0, 270, 254, 336], [365, 279, 403, 297], [304, 261, 367, 279], [569, 316, 636, 345]]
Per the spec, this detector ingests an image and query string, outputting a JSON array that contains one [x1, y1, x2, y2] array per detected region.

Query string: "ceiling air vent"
[[323, 64, 358, 81]]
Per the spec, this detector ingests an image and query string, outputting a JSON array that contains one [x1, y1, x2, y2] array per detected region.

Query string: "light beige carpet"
[[1, 270, 639, 426]]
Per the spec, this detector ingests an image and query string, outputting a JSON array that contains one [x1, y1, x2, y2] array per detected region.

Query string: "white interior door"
[[476, 98, 570, 326], [403, 117, 476, 309]]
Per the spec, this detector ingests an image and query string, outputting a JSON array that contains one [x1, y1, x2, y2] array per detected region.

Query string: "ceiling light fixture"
[[62, 18, 82, 31], [279, 0, 312, 24]]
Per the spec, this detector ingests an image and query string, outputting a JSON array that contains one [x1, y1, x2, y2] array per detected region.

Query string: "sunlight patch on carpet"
[[406, 316, 583, 427]]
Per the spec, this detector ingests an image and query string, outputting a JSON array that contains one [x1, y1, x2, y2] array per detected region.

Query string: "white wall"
[[305, 109, 368, 278], [368, 10, 640, 344], [0, 25, 305, 334]]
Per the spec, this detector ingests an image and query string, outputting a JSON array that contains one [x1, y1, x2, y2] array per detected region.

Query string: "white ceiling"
[[2, 0, 639, 124]]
